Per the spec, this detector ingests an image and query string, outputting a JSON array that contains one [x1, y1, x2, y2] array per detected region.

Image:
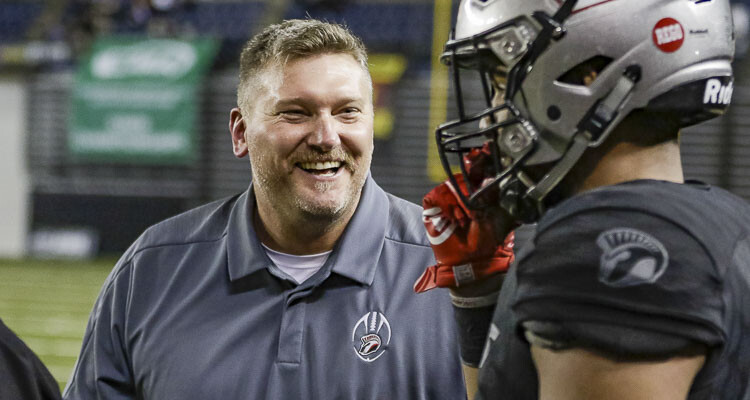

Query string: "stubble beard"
[[293, 167, 366, 221], [251, 151, 371, 226]]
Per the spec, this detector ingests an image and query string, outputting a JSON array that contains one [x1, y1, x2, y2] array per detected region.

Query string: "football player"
[[415, 0, 750, 398]]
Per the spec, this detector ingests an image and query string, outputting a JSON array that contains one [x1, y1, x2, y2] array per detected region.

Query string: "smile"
[[297, 161, 343, 177]]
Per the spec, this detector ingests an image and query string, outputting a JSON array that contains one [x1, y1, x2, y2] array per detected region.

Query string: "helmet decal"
[[703, 78, 733, 105], [653, 18, 685, 53]]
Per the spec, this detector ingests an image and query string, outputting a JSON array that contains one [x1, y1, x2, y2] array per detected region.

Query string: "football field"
[[0, 258, 114, 391]]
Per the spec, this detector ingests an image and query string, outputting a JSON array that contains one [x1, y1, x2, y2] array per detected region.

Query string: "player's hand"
[[414, 174, 515, 293]]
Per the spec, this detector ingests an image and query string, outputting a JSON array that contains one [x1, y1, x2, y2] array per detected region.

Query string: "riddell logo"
[[652, 18, 684, 53], [703, 79, 733, 105]]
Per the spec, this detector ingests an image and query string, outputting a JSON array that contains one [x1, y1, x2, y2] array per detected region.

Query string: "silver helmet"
[[437, 0, 735, 222]]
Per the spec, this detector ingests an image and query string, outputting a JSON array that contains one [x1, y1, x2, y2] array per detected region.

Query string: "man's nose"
[[307, 113, 341, 150]]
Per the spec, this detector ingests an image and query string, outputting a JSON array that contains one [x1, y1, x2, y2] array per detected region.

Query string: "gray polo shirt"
[[64, 177, 465, 399]]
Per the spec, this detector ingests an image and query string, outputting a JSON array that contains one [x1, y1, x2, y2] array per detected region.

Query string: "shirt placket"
[[276, 292, 308, 365], [276, 280, 322, 363]]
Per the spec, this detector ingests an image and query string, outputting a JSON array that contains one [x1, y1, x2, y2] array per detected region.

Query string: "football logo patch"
[[596, 228, 669, 287], [351, 311, 391, 362]]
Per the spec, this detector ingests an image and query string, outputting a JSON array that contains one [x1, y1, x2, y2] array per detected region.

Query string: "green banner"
[[68, 37, 217, 164]]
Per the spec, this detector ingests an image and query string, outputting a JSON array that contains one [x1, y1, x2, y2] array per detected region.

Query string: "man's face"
[[232, 53, 374, 222]]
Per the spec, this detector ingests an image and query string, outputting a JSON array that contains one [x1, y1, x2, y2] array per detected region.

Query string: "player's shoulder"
[[0, 318, 30, 359], [384, 192, 430, 248], [513, 181, 732, 357], [127, 192, 244, 260], [0, 318, 60, 399], [540, 179, 749, 237]]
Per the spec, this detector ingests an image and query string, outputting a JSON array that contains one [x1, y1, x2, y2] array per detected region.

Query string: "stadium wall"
[[0, 75, 30, 257]]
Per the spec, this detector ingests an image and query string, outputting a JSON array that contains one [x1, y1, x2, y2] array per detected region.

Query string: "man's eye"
[[340, 107, 360, 116], [279, 110, 307, 119]]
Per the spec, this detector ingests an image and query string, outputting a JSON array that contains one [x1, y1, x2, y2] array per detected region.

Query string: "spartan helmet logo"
[[351, 312, 391, 362], [596, 228, 669, 288]]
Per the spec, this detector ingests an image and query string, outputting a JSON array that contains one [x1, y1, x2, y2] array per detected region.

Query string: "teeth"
[[299, 161, 341, 170]]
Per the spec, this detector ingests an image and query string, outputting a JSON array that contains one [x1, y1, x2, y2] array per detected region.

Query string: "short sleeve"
[[63, 260, 136, 399], [512, 208, 725, 358]]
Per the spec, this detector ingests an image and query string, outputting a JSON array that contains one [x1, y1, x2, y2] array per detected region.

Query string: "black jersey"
[[477, 180, 750, 399], [0, 318, 61, 400]]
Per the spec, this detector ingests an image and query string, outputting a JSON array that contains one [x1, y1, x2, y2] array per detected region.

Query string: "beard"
[[293, 179, 356, 221], [250, 146, 371, 224]]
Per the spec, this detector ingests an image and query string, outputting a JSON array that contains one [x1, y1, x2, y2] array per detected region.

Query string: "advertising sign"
[[68, 37, 217, 164]]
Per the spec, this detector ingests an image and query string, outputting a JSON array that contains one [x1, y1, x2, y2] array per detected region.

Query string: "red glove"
[[414, 174, 515, 293], [463, 144, 493, 188]]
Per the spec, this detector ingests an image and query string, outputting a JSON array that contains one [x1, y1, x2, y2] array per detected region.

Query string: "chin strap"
[[524, 65, 643, 215], [580, 64, 643, 145], [526, 132, 589, 209]]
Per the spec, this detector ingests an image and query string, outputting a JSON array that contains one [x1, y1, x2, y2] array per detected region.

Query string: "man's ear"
[[229, 108, 249, 158]]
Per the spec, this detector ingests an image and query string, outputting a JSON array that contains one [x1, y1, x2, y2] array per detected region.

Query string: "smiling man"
[[230, 49, 372, 257], [63, 19, 466, 399]]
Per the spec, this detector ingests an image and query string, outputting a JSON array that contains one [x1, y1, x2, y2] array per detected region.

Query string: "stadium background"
[[1, 0, 749, 389]]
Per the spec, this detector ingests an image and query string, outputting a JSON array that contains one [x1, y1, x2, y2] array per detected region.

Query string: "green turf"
[[0, 258, 116, 391]]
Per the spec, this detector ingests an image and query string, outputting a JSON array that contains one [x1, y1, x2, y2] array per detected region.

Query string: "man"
[[0, 318, 61, 399], [64, 19, 468, 399], [416, 0, 750, 398]]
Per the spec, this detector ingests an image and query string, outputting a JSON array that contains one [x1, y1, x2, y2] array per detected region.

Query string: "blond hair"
[[237, 19, 370, 113]]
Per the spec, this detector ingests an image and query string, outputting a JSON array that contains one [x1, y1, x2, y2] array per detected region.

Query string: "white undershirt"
[[261, 244, 332, 284]]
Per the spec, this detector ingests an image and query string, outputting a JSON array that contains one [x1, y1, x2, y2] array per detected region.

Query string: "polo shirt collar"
[[328, 175, 388, 286], [226, 175, 389, 286], [226, 189, 267, 281]]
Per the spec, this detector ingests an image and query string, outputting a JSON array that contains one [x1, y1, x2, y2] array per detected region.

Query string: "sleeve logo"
[[596, 228, 669, 287], [351, 311, 391, 362]]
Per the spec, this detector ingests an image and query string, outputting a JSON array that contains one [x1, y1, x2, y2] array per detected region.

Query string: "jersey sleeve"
[[512, 208, 725, 359], [63, 259, 136, 399]]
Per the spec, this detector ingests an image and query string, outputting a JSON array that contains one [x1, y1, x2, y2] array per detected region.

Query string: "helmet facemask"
[[439, 0, 735, 223], [439, 0, 734, 223], [437, 0, 583, 222]]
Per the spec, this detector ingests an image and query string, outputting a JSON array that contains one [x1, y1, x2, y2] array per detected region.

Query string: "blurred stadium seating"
[[0, 2, 43, 43]]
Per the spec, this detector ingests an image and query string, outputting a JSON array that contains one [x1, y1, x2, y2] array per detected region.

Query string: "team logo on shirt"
[[351, 311, 391, 362], [596, 228, 669, 287]]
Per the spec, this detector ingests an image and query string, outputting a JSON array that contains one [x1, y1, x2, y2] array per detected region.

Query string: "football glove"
[[414, 174, 515, 293]]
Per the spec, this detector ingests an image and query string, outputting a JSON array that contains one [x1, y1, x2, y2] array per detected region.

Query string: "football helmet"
[[437, 0, 735, 222]]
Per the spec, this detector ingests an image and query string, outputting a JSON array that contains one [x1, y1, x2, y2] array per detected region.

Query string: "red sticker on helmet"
[[653, 18, 684, 53]]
